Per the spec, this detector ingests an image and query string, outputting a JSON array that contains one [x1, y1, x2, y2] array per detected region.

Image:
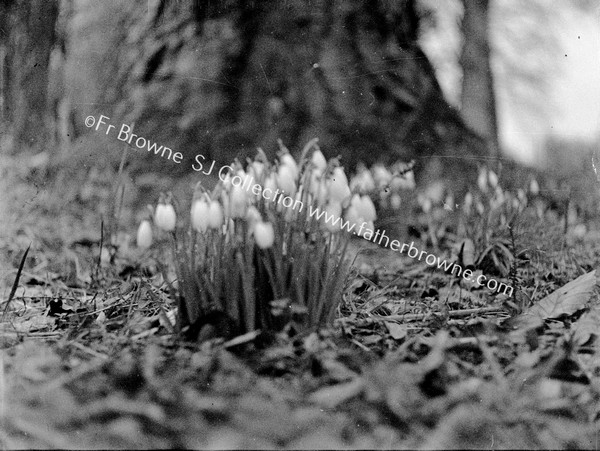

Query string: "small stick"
[[350, 306, 504, 325]]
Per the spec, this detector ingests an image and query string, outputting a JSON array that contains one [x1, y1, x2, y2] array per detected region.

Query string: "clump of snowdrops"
[[415, 166, 541, 276], [136, 139, 379, 337]]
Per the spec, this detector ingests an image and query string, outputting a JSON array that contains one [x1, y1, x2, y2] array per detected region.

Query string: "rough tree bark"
[[460, 0, 499, 157], [104, 0, 485, 178], [1, 0, 59, 150]]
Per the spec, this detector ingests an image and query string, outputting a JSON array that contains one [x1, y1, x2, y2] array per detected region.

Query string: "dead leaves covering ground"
[[2, 155, 600, 449]]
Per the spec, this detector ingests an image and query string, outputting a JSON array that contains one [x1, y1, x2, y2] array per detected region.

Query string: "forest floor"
[[1, 152, 600, 449]]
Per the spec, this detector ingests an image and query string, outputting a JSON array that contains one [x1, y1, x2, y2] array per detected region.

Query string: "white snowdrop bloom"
[[280, 153, 299, 179], [475, 200, 485, 215], [254, 221, 275, 249], [277, 163, 297, 196], [477, 169, 488, 192], [191, 198, 210, 232], [350, 165, 376, 193], [344, 205, 362, 228], [155, 202, 176, 232], [248, 161, 265, 180], [136, 220, 153, 248], [463, 192, 473, 215], [323, 201, 343, 233], [245, 205, 262, 231], [229, 184, 248, 219], [390, 193, 402, 210], [357, 195, 376, 222], [529, 178, 540, 196], [372, 164, 392, 188], [488, 170, 499, 189], [264, 172, 278, 196], [311, 149, 327, 173], [208, 200, 224, 229], [328, 167, 351, 203]]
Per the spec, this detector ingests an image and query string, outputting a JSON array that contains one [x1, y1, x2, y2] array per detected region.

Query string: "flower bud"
[[323, 202, 343, 233], [208, 200, 224, 229], [328, 167, 351, 203], [477, 169, 488, 192], [344, 205, 362, 228], [248, 161, 265, 180], [136, 220, 153, 248], [191, 198, 210, 233], [228, 184, 247, 219], [155, 202, 176, 232], [475, 200, 485, 215], [254, 221, 275, 249], [264, 172, 278, 195], [390, 193, 402, 210], [245, 205, 262, 230], [311, 149, 327, 173], [372, 164, 392, 188], [463, 192, 473, 215], [488, 170, 499, 189], [420, 196, 432, 214], [394, 171, 415, 190], [350, 164, 376, 193], [359, 195, 377, 222], [529, 179, 540, 196], [277, 164, 297, 196], [280, 153, 299, 179]]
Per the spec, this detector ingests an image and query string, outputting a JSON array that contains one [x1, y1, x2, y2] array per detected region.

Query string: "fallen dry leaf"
[[510, 270, 599, 330]]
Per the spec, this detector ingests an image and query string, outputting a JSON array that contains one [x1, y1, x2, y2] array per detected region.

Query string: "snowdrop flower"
[[191, 197, 210, 233], [208, 200, 224, 229], [372, 164, 392, 189], [390, 193, 402, 210], [248, 161, 265, 180], [350, 164, 376, 193], [311, 149, 327, 173], [488, 170, 499, 189], [277, 163, 297, 196], [398, 171, 416, 190], [254, 221, 275, 249], [351, 194, 377, 222], [529, 178, 540, 196], [344, 205, 362, 227], [229, 184, 247, 219], [475, 200, 485, 215], [443, 193, 454, 211], [328, 167, 351, 203], [463, 192, 473, 215], [477, 169, 488, 192], [264, 172, 278, 195], [323, 201, 342, 233], [418, 193, 432, 214], [155, 197, 176, 231], [136, 220, 152, 248], [280, 153, 299, 180], [246, 205, 261, 225]]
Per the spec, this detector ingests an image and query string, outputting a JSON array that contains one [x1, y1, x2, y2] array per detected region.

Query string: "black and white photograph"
[[1, 0, 599, 448]]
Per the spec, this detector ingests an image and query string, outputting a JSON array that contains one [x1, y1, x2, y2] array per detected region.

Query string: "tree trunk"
[[105, 0, 485, 178], [2, 0, 59, 150], [460, 0, 499, 157]]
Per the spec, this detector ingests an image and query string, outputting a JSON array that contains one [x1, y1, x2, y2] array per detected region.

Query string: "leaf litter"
[[1, 154, 600, 448]]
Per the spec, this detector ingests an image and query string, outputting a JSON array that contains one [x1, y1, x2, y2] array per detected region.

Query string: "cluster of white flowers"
[[350, 161, 415, 211], [414, 166, 542, 224]]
